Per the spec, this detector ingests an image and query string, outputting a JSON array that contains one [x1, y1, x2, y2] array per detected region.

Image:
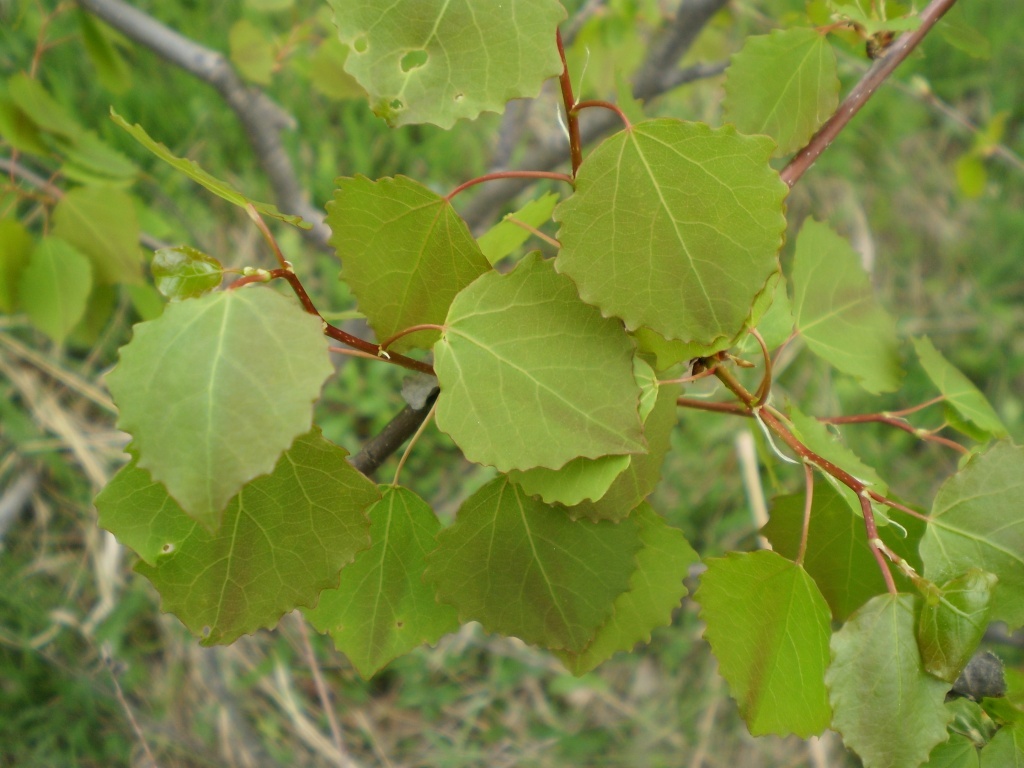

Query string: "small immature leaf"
[[434, 253, 645, 472], [106, 289, 333, 528], [96, 431, 378, 645], [556, 504, 698, 675], [151, 246, 224, 301], [696, 550, 832, 737], [477, 192, 560, 265], [327, 176, 490, 350], [828, 594, 952, 768], [110, 110, 309, 229], [424, 477, 640, 652], [52, 186, 142, 284], [304, 486, 459, 678], [0, 218, 33, 313], [330, 0, 565, 127], [723, 28, 839, 156], [18, 237, 92, 344], [555, 119, 788, 346], [913, 336, 1008, 440], [918, 569, 998, 683], [791, 219, 903, 393], [920, 442, 1024, 629]]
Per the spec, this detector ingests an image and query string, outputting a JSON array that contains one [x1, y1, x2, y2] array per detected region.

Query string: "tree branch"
[[75, 0, 331, 250]]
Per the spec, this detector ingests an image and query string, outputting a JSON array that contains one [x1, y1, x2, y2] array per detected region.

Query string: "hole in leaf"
[[202, 626, 211, 638], [353, 36, 368, 53], [390, 99, 403, 110], [400, 49, 428, 72]]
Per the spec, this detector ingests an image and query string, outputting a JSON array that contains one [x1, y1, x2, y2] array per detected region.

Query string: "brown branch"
[[75, 0, 331, 250], [780, 0, 961, 187], [348, 387, 439, 478]]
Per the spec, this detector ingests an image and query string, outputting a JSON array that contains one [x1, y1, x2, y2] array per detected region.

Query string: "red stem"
[[445, 170, 574, 202], [820, 411, 968, 455], [780, 0, 961, 187], [556, 29, 583, 176], [572, 100, 631, 129]]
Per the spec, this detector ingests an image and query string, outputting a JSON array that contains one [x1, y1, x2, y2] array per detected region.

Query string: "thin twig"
[[294, 615, 349, 768]]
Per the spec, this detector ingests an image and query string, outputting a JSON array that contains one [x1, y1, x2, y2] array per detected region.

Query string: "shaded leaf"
[[229, 19, 276, 85], [52, 186, 142, 284], [424, 477, 640, 652], [923, 733, 980, 768], [106, 289, 333, 528], [914, 336, 1008, 440], [791, 219, 902, 393], [330, 0, 565, 127], [919, 570, 997, 683], [557, 504, 698, 674], [828, 594, 952, 768], [18, 237, 92, 344], [696, 550, 832, 737], [96, 431, 378, 645], [920, 442, 1024, 629], [309, 38, 365, 101], [110, 110, 310, 229], [327, 175, 490, 350], [723, 28, 839, 156], [477, 192, 560, 265], [7, 73, 83, 140], [434, 253, 645, 472], [305, 486, 459, 678], [556, 120, 787, 346], [0, 218, 33, 313], [78, 11, 132, 93], [151, 246, 224, 301], [980, 723, 1024, 766]]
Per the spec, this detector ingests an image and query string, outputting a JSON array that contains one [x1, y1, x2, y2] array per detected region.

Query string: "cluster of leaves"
[[4, 0, 1022, 765]]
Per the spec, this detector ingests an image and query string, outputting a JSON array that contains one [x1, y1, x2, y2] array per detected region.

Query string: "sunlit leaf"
[[920, 442, 1024, 629], [791, 219, 902, 393], [827, 594, 952, 768], [557, 504, 698, 674], [96, 431, 378, 645], [913, 336, 1008, 440], [555, 119, 788, 346], [110, 109, 310, 229], [151, 246, 224, 302], [919, 569, 997, 683], [305, 486, 459, 678], [330, 0, 565, 127], [52, 186, 142, 284], [696, 550, 832, 737], [434, 253, 645, 472], [327, 175, 490, 350], [723, 28, 838, 156], [17, 237, 92, 344], [106, 289, 333, 528], [477, 192, 560, 265], [424, 476, 640, 652]]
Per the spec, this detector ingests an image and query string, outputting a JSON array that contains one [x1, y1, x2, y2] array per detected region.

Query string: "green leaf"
[[17, 237, 93, 344], [723, 28, 839, 156], [229, 19, 276, 85], [96, 431, 378, 645], [556, 504, 698, 675], [0, 95, 50, 155], [918, 569, 998, 683], [827, 594, 952, 768], [151, 246, 224, 302], [327, 175, 490, 350], [980, 723, 1024, 767], [565, 374, 682, 522], [434, 253, 645, 472], [305, 486, 459, 678], [791, 218, 903, 393], [60, 130, 139, 187], [920, 442, 1024, 629], [51, 186, 142, 284], [78, 11, 132, 93], [0, 218, 33, 313], [423, 476, 640, 652], [309, 38, 365, 101], [7, 73, 83, 141], [477, 192, 560, 265], [105, 289, 333, 528], [555, 119, 788, 346], [110, 109, 310, 230], [695, 550, 832, 737], [923, 733, 980, 768], [329, 0, 566, 127], [508, 357, 659, 508], [913, 336, 1008, 440]]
